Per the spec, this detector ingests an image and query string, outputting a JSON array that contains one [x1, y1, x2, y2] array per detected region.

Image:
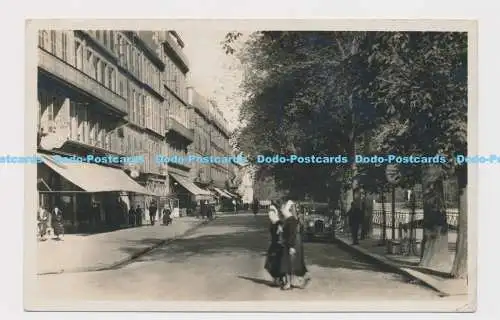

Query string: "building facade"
[[37, 30, 157, 231], [187, 88, 238, 206], [37, 29, 235, 231]]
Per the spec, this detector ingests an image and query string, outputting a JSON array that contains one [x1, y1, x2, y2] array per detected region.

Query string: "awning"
[[213, 187, 231, 199], [224, 189, 239, 198], [37, 178, 52, 191], [39, 154, 153, 194], [169, 173, 212, 196]]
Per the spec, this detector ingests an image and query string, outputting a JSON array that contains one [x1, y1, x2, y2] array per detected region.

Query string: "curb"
[[332, 236, 451, 297], [37, 219, 212, 276]]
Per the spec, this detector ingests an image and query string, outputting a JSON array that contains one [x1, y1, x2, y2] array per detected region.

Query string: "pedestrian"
[[90, 202, 99, 229], [200, 200, 207, 219], [128, 205, 136, 227], [52, 205, 64, 240], [149, 200, 157, 226], [252, 198, 259, 216], [207, 202, 214, 220], [37, 207, 49, 241], [162, 204, 172, 226], [232, 199, 237, 214], [264, 201, 285, 287], [347, 201, 363, 245], [136, 205, 143, 226], [279, 199, 310, 290]]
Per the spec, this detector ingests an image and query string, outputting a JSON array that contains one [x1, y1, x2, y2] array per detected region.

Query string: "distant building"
[[187, 88, 236, 202], [235, 161, 255, 205]]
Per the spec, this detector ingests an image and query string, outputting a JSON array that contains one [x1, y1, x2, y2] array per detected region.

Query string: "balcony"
[[38, 49, 128, 115], [157, 32, 190, 73], [165, 116, 194, 144]]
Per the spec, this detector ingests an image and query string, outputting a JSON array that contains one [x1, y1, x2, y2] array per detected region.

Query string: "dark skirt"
[[265, 243, 285, 278], [53, 221, 64, 236], [279, 234, 308, 277]]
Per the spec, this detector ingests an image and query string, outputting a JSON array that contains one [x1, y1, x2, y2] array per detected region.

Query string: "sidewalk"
[[334, 230, 468, 297], [36, 217, 207, 275]]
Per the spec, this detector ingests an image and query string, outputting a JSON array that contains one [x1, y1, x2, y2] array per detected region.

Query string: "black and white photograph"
[[24, 19, 476, 312]]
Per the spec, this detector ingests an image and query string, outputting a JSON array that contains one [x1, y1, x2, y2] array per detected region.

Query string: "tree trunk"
[[451, 185, 467, 278], [419, 166, 451, 270]]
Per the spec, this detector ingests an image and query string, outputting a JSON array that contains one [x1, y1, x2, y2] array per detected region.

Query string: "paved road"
[[34, 214, 441, 302]]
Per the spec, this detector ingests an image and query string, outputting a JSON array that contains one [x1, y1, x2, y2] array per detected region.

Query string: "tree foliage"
[[222, 30, 468, 273]]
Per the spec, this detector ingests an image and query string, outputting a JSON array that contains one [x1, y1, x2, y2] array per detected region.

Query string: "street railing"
[[333, 204, 459, 257]]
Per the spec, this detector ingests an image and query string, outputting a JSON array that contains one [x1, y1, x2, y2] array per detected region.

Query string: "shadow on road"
[[118, 216, 391, 274], [237, 276, 277, 287]]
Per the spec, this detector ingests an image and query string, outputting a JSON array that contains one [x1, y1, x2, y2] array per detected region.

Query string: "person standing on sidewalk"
[[162, 204, 172, 225], [149, 200, 157, 226], [128, 205, 136, 227], [135, 205, 143, 226], [252, 198, 259, 216], [52, 205, 64, 240], [232, 199, 237, 214], [347, 201, 363, 245]]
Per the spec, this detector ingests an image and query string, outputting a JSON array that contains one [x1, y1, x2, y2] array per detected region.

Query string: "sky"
[[177, 29, 245, 132]]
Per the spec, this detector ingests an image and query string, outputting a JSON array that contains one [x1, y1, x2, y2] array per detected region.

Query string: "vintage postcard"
[[24, 19, 477, 312]]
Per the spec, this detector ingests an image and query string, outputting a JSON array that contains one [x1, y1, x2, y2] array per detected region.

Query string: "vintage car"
[[298, 202, 335, 242]]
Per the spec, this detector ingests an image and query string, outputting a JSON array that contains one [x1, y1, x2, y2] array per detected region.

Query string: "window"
[[140, 95, 145, 126], [50, 30, 57, 54], [61, 32, 68, 61], [145, 96, 151, 128], [131, 90, 136, 123], [108, 68, 114, 91], [92, 56, 99, 80], [39, 30, 49, 49], [100, 61, 107, 85], [92, 119, 100, 146], [127, 44, 132, 69], [119, 80, 124, 96], [109, 31, 115, 52], [78, 103, 88, 143], [136, 52, 141, 77], [103, 31, 108, 46], [118, 35, 124, 62], [38, 90, 54, 133], [96, 30, 101, 40], [69, 101, 78, 140], [99, 124, 106, 148]]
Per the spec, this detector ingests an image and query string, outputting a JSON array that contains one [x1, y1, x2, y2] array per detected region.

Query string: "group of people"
[[199, 200, 215, 220], [37, 206, 64, 241], [128, 201, 173, 227], [264, 199, 311, 290]]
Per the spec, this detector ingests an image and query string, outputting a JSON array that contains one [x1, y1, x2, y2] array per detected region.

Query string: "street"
[[35, 214, 441, 302]]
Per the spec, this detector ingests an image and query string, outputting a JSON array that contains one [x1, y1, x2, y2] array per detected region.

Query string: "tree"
[[361, 32, 467, 271], [222, 30, 468, 275], [223, 31, 380, 205]]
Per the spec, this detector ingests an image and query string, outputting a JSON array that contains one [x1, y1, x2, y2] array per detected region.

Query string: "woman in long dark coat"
[[279, 200, 310, 290], [52, 206, 64, 240], [264, 202, 285, 286]]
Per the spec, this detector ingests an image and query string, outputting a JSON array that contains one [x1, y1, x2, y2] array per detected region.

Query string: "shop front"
[[169, 172, 213, 216], [37, 152, 154, 233]]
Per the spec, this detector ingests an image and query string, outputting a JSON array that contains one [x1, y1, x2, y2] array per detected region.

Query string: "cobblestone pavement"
[[32, 215, 448, 306]]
